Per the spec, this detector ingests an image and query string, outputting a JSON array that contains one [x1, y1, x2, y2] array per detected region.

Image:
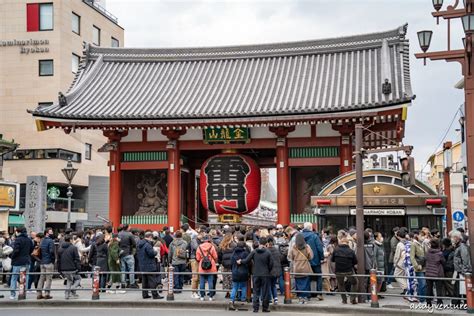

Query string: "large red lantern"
[[200, 154, 261, 215]]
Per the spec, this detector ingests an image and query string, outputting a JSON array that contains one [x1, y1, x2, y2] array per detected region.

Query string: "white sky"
[[106, 0, 465, 173]]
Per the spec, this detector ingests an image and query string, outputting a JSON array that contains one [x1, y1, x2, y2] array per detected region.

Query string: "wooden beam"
[[121, 161, 168, 170], [288, 157, 340, 167]]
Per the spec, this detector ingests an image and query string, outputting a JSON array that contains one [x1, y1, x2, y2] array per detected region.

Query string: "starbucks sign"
[[47, 186, 60, 199]]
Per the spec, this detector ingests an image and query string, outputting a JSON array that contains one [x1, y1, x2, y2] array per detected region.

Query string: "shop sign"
[[350, 208, 405, 216], [0, 39, 50, 54], [0, 181, 20, 211], [47, 186, 60, 200], [203, 127, 250, 144]]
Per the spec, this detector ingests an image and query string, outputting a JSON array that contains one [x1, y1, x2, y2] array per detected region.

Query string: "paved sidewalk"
[[0, 279, 468, 315]]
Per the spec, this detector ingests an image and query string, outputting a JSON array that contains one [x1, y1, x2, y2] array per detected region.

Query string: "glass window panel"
[[72, 12, 80, 34], [39, 60, 53, 76], [39, 3, 53, 31], [72, 54, 80, 73], [93, 25, 100, 46], [111, 37, 119, 47]]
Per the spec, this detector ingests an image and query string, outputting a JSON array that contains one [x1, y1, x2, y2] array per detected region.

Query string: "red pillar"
[[186, 168, 196, 229], [163, 129, 186, 232], [104, 131, 127, 231], [270, 126, 294, 226], [340, 134, 353, 174], [276, 141, 290, 225]]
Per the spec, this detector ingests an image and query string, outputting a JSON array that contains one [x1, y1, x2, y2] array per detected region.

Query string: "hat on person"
[[349, 228, 357, 237], [276, 224, 283, 229], [152, 231, 159, 238], [202, 234, 211, 242]]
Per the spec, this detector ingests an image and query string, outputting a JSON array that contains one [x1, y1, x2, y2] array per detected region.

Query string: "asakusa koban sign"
[[200, 154, 261, 215], [0, 39, 50, 54]]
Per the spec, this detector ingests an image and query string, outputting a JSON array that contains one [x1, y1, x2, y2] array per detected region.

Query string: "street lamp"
[[61, 159, 78, 229], [433, 0, 444, 11], [462, 14, 474, 33]]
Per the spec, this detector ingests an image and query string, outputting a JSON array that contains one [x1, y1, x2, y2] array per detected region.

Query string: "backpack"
[[199, 246, 213, 271], [175, 244, 187, 260]]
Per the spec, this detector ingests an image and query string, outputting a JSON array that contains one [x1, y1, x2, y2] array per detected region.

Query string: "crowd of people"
[[0, 222, 471, 311]]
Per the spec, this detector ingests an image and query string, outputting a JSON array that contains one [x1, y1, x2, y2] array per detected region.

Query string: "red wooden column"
[[186, 168, 196, 229], [163, 129, 186, 232], [340, 134, 353, 174], [270, 126, 295, 226], [332, 124, 354, 175], [103, 130, 128, 231]]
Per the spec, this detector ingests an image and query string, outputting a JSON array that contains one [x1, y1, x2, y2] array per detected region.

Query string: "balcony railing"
[[83, 0, 118, 24]]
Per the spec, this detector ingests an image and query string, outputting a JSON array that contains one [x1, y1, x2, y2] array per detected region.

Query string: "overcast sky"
[[106, 0, 465, 173]]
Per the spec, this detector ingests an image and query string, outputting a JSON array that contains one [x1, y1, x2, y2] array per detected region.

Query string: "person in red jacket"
[[196, 234, 218, 301]]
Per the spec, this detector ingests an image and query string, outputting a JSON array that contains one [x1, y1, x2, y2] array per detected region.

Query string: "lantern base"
[[218, 214, 242, 224]]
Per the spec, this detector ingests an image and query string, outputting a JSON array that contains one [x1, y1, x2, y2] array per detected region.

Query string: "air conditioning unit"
[[432, 208, 446, 216]]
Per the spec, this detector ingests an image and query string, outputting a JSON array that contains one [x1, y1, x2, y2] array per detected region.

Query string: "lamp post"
[[415, 0, 474, 269], [443, 141, 453, 234], [61, 159, 78, 229]]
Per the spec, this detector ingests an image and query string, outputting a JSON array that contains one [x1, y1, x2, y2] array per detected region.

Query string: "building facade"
[[31, 25, 413, 232], [0, 0, 124, 229]]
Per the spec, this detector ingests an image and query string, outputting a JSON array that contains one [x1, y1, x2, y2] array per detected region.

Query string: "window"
[[27, 3, 53, 32], [85, 143, 92, 160], [72, 12, 80, 34], [93, 25, 101, 46], [111, 37, 119, 47], [39, 60, 53, 76], [3, 149, 81, 163], [72, 54, 80, 73]]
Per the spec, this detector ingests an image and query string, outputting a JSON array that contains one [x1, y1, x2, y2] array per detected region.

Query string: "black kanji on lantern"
[[204, 155, 250, 213]]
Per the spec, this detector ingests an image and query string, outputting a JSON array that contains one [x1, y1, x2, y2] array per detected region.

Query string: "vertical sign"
[[24, 176, 47, 235]]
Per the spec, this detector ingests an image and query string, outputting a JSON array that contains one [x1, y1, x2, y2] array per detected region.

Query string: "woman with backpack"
[[288, 233, 314, 304], [228, 241, 250, 310], [196, 234, 218, 301], [266, 237, 283, 305], [218, 233, 236, 299]]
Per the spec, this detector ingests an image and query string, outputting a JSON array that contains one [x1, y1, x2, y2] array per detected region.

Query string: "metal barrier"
[[0, 269, 472, 311]]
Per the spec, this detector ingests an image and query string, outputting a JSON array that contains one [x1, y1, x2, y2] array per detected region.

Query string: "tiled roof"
[[31, 25, 413, 123]]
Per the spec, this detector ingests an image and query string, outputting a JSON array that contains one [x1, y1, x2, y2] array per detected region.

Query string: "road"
[[0, 308, 351, 316]]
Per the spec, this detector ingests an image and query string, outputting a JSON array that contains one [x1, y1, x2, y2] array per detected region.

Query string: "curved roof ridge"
[[87, 24, 407, 59]]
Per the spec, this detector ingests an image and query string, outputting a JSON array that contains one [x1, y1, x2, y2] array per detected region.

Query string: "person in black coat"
[[442, 238, 455, 301], [9, 226, 34, 299], [238, 237, 274, 313], [89, 234, 109, 291], [267, 237, 282, 305], [57, 234, 81, 299], [229, 241, 250, 310], [137, 231, 164, 299]]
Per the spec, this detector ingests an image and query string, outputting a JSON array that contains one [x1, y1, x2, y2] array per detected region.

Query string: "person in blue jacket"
[[302, 222, 324, 300]]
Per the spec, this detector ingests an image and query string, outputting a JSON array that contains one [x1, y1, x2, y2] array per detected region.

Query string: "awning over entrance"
[[30, 25, 413, 130], [311, 169, 446, 215]]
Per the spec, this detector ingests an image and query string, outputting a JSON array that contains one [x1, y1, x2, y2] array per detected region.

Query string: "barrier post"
[[369, 269, 379, 308], [18, 267, 27, 300], [167, 266, 174, 301], [284, 267, 292, 304], [92, 267, 100, 300], [465, 273, 474, 313]]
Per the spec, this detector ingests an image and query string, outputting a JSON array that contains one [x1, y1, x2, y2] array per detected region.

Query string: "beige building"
[[428, 141, 466, 227], [0, 0, 123, 228]]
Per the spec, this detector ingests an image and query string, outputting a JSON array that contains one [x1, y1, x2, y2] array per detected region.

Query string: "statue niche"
[[134, 171, 167, 215]]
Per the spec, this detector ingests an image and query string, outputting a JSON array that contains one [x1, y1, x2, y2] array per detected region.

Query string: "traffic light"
[[400, 156, 415, 187]]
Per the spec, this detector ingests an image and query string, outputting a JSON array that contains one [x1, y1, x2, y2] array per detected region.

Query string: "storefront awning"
[[8, 214, 24, 227]]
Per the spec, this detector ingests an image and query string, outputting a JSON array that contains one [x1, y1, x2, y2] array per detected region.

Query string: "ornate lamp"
[[433, 0, 443, 11], [61, 159, 78, 229], [417, 31, 433, 52]]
